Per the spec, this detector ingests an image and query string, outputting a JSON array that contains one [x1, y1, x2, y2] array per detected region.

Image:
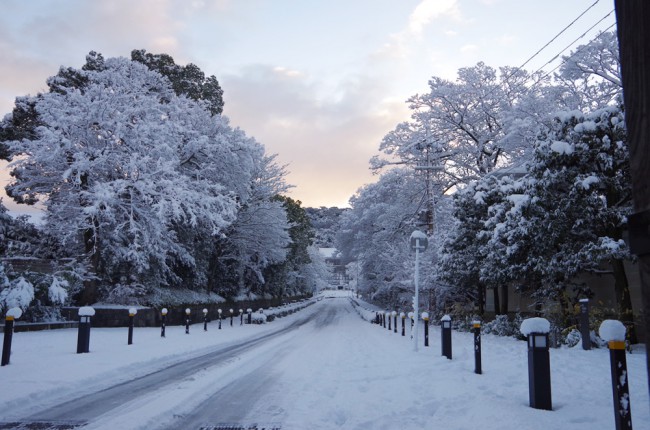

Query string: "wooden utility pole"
[[615, 0, 650, 399]]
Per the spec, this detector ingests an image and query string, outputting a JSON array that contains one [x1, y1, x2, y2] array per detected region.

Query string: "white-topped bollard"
[[2, 307, 22, 366], [185, 308, 191, 334], [473, 320, 482, 375], [161, 308, 168, 338], [599, 320, 633, 430], [77, 306, 95, 353], [128, 307, 137, 345], [441, 315, 452, 359], [400, 312, 406, 336], [392, 310, 398, 333], [422, 312, 430, 347], [203, 308, 208, 331], [218, 308, 223, 329], [521, 317, 552, 411]]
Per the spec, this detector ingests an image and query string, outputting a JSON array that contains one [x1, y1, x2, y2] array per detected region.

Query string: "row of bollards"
[[375, 311, 456, 360], [2, 300, 310, 368], [371, 307, 634, 428]]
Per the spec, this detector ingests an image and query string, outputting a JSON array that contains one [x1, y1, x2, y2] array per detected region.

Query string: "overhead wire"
[[512, 0, 603, 72], [529, 16, 617, 90], [477, 7, 617, 102]]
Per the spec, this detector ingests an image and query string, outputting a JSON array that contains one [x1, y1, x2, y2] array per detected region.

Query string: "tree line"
[[0, 50, 329, 319], [336, 31, 637, 342]]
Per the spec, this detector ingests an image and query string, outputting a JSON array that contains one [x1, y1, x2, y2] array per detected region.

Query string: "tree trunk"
[[501, 284, 509, 315], [493, 286, 501, 315], [612, 258, 638, 344], [78, 219, 100, 305], [476, 283, 485, 316]]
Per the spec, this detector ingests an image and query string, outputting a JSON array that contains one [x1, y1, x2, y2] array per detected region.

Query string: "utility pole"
[[615, 0, 650, 399]]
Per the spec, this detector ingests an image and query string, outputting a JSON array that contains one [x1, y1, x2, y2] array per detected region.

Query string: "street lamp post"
[[410, 230, 428, 352]]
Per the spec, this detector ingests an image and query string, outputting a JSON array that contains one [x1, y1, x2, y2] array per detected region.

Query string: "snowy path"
[[0, 295, 648, 429]]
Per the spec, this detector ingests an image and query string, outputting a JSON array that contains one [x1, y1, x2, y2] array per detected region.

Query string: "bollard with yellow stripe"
[[599, 320, 633, 430], [2, 307, 22, 366]]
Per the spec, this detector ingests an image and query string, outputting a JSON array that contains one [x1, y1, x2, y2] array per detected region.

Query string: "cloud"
[[408, 0, 461, 35], [376, 0, 461, 61], [221, 64, 409, 207]]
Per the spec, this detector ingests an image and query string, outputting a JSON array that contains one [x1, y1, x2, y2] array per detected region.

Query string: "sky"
[[0, 0, 617, 212], [0, 293, 647, 429]]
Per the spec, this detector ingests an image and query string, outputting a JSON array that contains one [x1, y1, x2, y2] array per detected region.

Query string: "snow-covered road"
[[1, 294, 648, 429]]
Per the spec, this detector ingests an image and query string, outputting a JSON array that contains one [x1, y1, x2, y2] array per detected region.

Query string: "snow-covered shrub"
[[483, 314, 524, 338], [563, 328, 582, 347], [102, 283, 150, 305], [48, 276, 69, 305], [0, 276, 34, 312], [251, 312, 267, 324]]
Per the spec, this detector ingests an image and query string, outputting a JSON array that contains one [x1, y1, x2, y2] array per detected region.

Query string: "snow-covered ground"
[[0, 290, 648, 429]]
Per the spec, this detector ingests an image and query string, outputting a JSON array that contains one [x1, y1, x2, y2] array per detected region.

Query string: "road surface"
[[1, 297, 364, 430]]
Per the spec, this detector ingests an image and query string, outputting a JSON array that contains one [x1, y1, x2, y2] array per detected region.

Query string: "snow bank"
[[520, 317, 550, 335], [598, 320, 626, 342]]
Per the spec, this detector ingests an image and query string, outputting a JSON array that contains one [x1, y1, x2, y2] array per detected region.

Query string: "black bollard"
[[473, 321, 482, 375], [1, 308, 22, 366], [441, 315, 452, 359], [203, 308, 208, 331], [599, 320, 633, 430], [409, 312, 414, 339], [521, 318, 552, 411], [218, 309, 222, 329], [388, 312, 392, 331], [128, 308, 136, 345], [401, 312, 406, 337], [161, 308, 168, 338], [579, 299, 591, 350], [422, 312, 430, 347], [185, 308, 191, 334], [239, 309, 244, 325], [76, 307, 94, 354], [247, 308, 252, 325], [230, 309, 234, 327], [393, 312, 397, 334]]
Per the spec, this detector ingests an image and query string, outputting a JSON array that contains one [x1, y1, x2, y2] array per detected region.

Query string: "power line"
[[479, 3, 612, 102], [531, 10, 616, 78], [514, 0, 602, 72]]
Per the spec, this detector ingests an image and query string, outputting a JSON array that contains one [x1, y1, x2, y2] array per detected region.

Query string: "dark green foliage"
[[131, 49, 224, 115], [305, 206, 346, 247], [263, 196, 314, 296]]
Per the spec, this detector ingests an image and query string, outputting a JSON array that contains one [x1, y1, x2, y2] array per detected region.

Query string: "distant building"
[[318, 248, 351, 289]]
